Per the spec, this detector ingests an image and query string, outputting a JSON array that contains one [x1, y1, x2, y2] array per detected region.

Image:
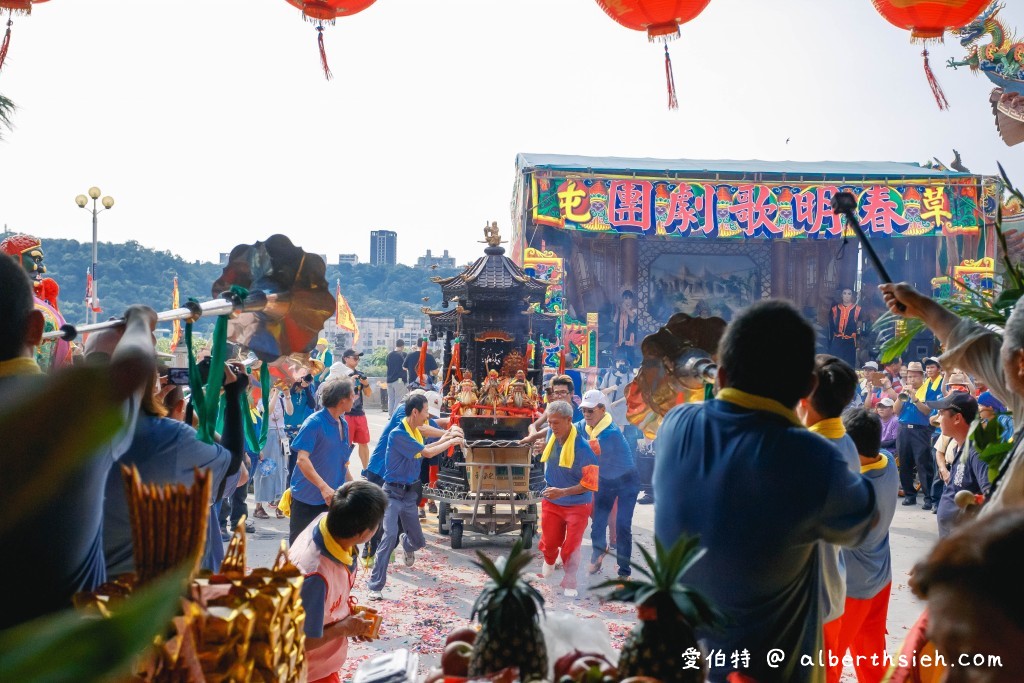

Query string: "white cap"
[[862, 361, 879, 370], [878, 397, 895, 407], [579, 389, 606, 409], [424, 391, 443, 418]]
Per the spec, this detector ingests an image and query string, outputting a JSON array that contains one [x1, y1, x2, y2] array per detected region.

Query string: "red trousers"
[[539, 500, 591, 589], [824, 582, 892, 683], [311, 673, 340, 683], [419, 465, 439, 507]]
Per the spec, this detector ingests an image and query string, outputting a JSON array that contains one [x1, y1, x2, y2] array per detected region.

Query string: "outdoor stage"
[[512, 154, 1001, 367]]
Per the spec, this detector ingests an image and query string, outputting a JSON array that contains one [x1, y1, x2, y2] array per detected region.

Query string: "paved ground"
[[244, 410, 940, 681]]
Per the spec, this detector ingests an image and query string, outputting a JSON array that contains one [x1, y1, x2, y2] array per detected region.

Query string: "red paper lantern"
[[1, 0, 50, 73], [594, 0, 712, 110], [869, 0, 990, 110], [595, 0, 711, 42], [284, 0, 378, 80]]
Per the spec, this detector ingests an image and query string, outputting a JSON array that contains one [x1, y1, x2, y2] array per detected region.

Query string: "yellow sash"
[[716, 388, 804, 428], [0, 357, 42, 378], [915, 376, 942, 402], [318, 516, 355, 565], [278, 488, 292, 517], [541, 425, 578, 468], [809, 417, 846, 439], [402, 418, 424, 458], [585, 413, 613, 440]]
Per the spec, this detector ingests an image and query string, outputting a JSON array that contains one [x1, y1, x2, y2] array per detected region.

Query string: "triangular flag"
[[335, 280, 359, 347]]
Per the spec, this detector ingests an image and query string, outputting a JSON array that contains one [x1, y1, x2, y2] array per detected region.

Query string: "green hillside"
[[29, 237, 461, 336]]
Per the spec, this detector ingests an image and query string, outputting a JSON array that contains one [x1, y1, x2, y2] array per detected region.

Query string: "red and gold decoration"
[[868, 0, 990, 109], [284, 0, 378, 80], [594, 0, 712, 109], [0, 0, 49, 73]]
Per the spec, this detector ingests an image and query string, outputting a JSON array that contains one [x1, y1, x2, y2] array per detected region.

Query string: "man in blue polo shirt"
[[288, 378, 356, 544], [537, 400, 599, 598], [655, 300, 876, 683], [368, 393, 463, 599], [360, 390, 460, 567], [895, 361, 936, 509], [577, 389, 639, 581]]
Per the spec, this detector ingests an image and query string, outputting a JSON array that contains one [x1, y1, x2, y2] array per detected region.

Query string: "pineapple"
[[596, 535, 724, 683], [468, 540, 549, 682]]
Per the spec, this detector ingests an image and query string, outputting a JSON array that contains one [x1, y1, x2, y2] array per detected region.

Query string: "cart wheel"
[[438, 502, 450, 535], [450, 522, 464, 550], [520, 522, 535, 550], [527, 504, 538, 517]]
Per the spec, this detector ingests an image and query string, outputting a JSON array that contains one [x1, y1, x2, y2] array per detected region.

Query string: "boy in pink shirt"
[[289, 481, 388, 683]]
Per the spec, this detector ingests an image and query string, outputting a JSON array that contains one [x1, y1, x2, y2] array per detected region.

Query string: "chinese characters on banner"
[[531, 175, 985, 238]]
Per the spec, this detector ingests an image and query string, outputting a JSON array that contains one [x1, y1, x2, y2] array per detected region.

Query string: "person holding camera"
[[285, 374, 318, 480], [333, 349, 374, 470], [894, 362, 936, 509]]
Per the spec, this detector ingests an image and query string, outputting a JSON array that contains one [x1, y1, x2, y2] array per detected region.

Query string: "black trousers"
[[289, 498, 328, 545], [898, 425, 935, 504], [636, 451, 655, 497], [362, 470, 387, 558], [227, 482, 248, 529], [829, 337, 857, 368]]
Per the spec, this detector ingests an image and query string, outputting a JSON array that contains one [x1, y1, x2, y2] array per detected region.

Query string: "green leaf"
[[978, 442, 1014, 481], [879, 319, 927, 364], [0, 567, 189, 682]]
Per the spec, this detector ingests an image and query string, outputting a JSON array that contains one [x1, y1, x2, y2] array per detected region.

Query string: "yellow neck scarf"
[[0, 357, 42, 378], [541, 425, 578, 468], [318, 516, 355, 566], [402, 418, 424, 445], [585, 413, 613, 440], [809, 417, 846, 439], [915, 375, 942, 401], [861, 453, 889, 474], [717, 388, 804, 428]]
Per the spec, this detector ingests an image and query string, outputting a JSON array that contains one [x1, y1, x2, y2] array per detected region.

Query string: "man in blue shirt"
[[655, 300, 876, 683], [368, 393, 463, 599], [288, 378, 356, 544], [360, 390, 460, 567], [930, 393, 991, 538], [537, 400, 599, 598], [577, 389, 639, 581], [895, 361, 936, 509]]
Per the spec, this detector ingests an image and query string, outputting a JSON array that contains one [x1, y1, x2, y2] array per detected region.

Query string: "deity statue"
[[482, 221, 504, 247], [479, 369, 503, 411], [456, 378, 478, 416]]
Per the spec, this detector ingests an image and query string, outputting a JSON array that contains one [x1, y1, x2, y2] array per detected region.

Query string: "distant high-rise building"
[[415, 249, 456, 269], [339, 253, 359, 265], [370, 230, 397, 266]]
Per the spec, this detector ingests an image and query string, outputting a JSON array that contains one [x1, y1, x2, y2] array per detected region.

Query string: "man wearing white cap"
[[578, 389, 640, 580]]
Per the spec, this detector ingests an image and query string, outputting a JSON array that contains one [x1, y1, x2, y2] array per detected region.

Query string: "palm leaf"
[[0, 567, 189, 682], [879, 318, 927, 364]]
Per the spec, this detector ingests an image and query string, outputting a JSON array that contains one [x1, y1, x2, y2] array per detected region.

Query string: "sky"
[[1, 0, 1021, 267]]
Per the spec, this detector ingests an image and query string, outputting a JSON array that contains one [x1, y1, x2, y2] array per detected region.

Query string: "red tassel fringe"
[[664, 45, 678, 110], [922, 48, 949, 111], [317, 25, 332, 81], [0, 19, 12, 73]]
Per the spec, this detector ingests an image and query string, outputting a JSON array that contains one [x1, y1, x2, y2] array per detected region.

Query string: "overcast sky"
[[1, 0, 1021, 267]]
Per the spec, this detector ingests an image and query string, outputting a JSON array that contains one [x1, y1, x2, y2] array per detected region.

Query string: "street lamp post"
[[75, 187, 114, 325]]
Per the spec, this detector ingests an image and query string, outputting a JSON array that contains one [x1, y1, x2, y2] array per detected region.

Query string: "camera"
[[167, 367, 191, 386]]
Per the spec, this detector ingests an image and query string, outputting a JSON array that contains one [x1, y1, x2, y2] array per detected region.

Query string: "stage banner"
[[530, 174, 992, 239]]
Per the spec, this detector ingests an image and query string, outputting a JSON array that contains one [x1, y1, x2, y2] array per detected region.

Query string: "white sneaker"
[[368, 590, 384, 600], [541, 562, 555, 579], [564, 588, 579, 598], [554, 558, 563, 570], [399, 533, 415, 567]]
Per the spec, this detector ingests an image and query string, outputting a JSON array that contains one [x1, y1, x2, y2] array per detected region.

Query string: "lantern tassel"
[[922, 48, 949, 111], [0, 18, 12, 73], [664, 45, 678, 111], [316, 25, 332, 81]]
